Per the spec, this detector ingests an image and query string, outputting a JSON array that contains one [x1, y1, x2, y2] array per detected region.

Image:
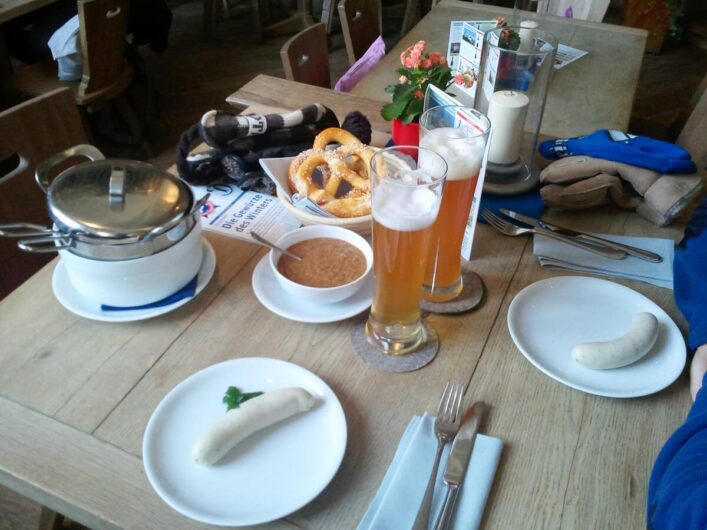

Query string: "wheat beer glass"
[[419, 106, 491, 303], [365, 146, 447, 355]]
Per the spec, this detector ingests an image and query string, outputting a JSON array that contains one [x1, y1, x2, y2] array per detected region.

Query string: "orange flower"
[[413, 89, 424, 100], [421, 58, 432, 69], [429, 52, 447, 66]]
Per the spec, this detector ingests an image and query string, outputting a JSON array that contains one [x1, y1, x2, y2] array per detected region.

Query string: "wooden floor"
[[0, 0, 705, 528]]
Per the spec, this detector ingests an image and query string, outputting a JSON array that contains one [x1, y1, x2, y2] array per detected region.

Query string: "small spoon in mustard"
[[250, 232, 302, 261]]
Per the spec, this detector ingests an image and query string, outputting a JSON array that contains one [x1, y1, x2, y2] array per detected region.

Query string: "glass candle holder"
[[475, 26, 558, 192]]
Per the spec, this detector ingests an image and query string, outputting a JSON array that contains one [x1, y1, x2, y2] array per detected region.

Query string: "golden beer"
[[367, 219, 435, 352], [419, 107, 491, 303], [365, 146, 446, 355], [424, 174, 479, 301]]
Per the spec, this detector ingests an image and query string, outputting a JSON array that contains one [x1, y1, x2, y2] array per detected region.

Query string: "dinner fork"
[[481, 209, 627, 260], [412, 382, 464, 530]]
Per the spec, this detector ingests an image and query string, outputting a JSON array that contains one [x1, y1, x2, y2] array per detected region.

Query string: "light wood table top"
[[351, 0, 648, 138], [0, 0, 57, 24], [0, 81, 692, 530]]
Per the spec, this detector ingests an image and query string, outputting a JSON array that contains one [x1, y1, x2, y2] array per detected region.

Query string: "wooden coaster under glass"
[[350, 318, 439, 373], [421, 263, 486, 314]]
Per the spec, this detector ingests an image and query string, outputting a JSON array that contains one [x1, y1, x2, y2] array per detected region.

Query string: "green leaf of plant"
[[402, 98, 424, 123]]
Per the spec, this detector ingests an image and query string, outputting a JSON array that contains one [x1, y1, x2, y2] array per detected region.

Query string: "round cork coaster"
[[420, 266, 486, 314], [350, 319, 439, 373]]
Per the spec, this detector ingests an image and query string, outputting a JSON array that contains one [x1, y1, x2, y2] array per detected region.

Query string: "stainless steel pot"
[[0, 145, 208, 261]]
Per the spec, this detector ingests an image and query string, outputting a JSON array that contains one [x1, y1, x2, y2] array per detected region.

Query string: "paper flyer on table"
[[553, 44, 588, 69], [192, 182, 301, 243], [454, 21, 499, 102]]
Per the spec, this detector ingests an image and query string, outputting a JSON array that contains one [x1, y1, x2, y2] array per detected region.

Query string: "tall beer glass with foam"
[[419, 106, 491, 303], [365, 146, 447, 355]]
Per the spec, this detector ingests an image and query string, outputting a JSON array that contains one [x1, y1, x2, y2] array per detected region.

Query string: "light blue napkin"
[[533, 233, 674, 289], [358, 414, 503, 530]]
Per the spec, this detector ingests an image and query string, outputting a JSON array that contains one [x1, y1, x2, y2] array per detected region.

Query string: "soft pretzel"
[[313, 127, 362, 151], [288, 128, 374, 218]]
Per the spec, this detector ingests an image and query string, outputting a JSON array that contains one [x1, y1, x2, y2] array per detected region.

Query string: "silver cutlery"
[[412, 382, 464, 530], [481, 209, 627, 260], [499, 209, 663, 263], [433, 401, 486, 530], [291, 194, 336, 218], [250, 232, 302, 261]]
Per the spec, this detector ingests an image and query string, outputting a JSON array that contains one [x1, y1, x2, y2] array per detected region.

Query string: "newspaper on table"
[[423, 85, 492, 261], [192, 182, 301, 243]]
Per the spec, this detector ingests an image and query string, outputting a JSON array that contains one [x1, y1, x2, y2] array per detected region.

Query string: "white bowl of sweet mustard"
[[269, 225, 372, 304]]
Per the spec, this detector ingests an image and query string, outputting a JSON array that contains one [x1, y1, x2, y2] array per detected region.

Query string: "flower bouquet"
[[381, 41, 453, 125]]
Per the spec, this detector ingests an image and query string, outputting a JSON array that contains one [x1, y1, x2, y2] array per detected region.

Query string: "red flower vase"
[[391, 119, 420, 157]]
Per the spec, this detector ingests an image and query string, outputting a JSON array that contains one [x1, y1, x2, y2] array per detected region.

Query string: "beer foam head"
[[420, 127, 485, 181], [372, 183, 439, 232]]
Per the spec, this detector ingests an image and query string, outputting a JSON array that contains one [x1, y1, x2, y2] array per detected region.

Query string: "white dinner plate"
[[507, 276, 686, 398], [143, 357, 347, 527], [251, 254, 372, 323], [52, 239, 216, 322]]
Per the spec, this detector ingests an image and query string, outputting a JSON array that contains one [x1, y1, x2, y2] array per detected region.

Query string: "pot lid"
[[47, 159, 193, 240]]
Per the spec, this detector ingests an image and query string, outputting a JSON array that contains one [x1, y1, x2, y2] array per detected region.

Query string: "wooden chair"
[[677, 73, 707, 170], [0, 88, 89, 300], [534, 0, 610, 21], [338, 0, 381, 66], [11, 0, 149, 156], [280, 22, 331, 88]]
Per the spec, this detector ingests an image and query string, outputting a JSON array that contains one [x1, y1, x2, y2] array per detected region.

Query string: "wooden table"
[[350, 0, 648, 138], [0, 0, 57, 24], [0, 81, 693, 530]]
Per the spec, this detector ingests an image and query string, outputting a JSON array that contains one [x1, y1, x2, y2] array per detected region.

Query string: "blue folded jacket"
[[539, 130, 697, 175]]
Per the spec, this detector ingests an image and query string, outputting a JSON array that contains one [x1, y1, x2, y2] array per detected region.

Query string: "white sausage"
[[193, 387, 316, 465], [571, 312, 659, 370]]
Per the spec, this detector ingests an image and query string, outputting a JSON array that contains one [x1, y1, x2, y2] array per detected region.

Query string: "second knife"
[[500, 209, 663, 263]]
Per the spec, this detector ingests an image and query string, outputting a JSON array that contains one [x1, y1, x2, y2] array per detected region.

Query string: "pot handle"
[[191, 193, 210, 215], [35, 145, 105, 194], [0, 223, 54, 238], [17, 235, 72, 253]]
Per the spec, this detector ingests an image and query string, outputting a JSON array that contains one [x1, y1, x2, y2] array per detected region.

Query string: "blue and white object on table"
[[52, 239, 216, 323], [358, 414, 503, 530], [533, 233, 674, 289], [539, 130, 697, 174]]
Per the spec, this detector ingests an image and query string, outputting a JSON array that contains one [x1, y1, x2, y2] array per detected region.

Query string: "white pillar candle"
[[487, 90, 530, 165], [519, 20, 539, 54]]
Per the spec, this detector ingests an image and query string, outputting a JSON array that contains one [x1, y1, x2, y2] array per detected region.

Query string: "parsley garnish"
[[223, 386, 263, 411]]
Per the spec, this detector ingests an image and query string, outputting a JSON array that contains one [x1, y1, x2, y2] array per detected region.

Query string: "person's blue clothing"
[[647, 373, 707, 530], [539, 130, 697, 175], [647, 194, 707, 530], [673, 196, 707, 351]]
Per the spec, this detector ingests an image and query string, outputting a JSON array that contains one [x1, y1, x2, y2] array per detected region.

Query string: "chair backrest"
[[0, 88, 89, 300], [338, 0, 381, 66], [280, 22, 331, 88], [77, 0, 133, 104], [536, 0, 610, 21], [677, 73, 707, 171]]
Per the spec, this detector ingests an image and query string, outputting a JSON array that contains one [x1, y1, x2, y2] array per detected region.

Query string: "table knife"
[[499, 209, 663, 263], [433, 402, 485, 530]]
